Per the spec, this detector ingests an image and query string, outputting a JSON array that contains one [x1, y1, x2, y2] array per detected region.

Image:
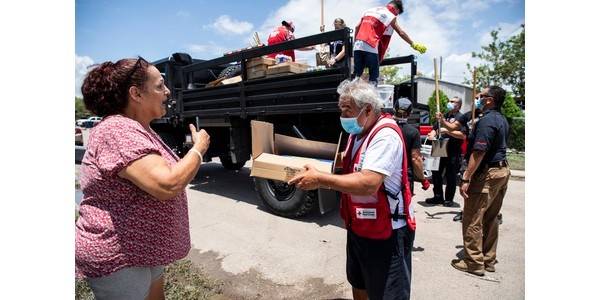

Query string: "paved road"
[[75, 127, 524, 299], [185, 160, 524, 299]]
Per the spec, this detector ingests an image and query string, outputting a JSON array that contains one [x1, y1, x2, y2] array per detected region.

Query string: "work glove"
[[421, 179, 431, 190], [411, 42, 427, 54]]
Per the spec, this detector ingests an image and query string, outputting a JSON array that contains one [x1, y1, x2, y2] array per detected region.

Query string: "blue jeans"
[[353, 50, 380, 83]]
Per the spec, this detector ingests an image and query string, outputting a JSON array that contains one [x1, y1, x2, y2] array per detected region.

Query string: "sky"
[[75, 0, 524, 97]]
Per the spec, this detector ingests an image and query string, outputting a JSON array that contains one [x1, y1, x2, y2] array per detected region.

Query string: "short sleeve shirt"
[[434, 111, 466, 156], [468, 110, 509, 164], [398, 122, 420, 176], [75, 115, 190, 278], [352, 128, 407, 229]]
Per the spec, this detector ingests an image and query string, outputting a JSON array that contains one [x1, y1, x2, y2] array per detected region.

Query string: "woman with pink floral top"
[[76, 56, 210, 300]]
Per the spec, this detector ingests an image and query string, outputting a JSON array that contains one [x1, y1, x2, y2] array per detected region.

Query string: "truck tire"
[[219, 155, 247, 170], [254, 178, 316, 218], [218, 64, 241, 79]]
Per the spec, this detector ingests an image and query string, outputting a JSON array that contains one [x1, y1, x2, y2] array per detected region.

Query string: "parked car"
[[76, 118, 88, 126], [75, 127, 83, 146], [82, 116, 102, 128]]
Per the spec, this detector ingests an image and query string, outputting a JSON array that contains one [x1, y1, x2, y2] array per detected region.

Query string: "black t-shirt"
[[329, 40, 344, 56], [398, 122, 421, 176], [467, 109, 509, 164], [434, 111, 466, 156]]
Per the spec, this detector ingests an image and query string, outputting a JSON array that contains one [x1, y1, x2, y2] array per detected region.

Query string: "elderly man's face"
[[338, 95, 370, 121]]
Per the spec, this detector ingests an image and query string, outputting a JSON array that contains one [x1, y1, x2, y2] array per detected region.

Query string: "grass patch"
[[507, 151, 525, 170], [75, 260, 223, 299]]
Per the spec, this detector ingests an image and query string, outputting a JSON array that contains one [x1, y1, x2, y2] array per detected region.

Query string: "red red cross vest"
[[340, 114, 416, 240], [355, 5, 397, 62], [267, 26, 296, 61]]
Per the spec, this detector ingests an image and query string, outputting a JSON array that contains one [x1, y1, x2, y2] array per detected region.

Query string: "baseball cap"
[[282, 20, 295, 32]]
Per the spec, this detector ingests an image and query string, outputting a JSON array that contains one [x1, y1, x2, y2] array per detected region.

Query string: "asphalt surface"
[[75, 128, 524, 299], [185, 160, 524, 299]]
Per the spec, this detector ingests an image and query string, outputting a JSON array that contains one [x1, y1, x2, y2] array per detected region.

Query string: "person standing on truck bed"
[[289, 79, 415, 300], [394, 97, 430, 195], [425, 96, 467, 208], [76, 56, 211, 300], [267, 20, 316, 62], [320, 18, 348, 68], [353, 0, 427, 84], [449, 86, 511, 276]]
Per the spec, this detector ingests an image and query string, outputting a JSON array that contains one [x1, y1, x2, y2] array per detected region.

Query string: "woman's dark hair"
[[487, 85, 506, 110], [81, 57, 150, 117]]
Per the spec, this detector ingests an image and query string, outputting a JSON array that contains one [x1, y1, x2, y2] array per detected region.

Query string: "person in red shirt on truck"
[[354, 0, 427, 84], [267, 20, 316, 62]]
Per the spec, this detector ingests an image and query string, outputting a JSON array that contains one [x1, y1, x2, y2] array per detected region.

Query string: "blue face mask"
[[340, 108, 366, 135], [474, 97, 485, 110], [446, 102, 455, 111]]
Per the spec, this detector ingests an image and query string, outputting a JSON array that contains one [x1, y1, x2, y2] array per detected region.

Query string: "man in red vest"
[[267, 20, 315, 62], [354, 0, 427, 84], [289, 79, 415, 300]]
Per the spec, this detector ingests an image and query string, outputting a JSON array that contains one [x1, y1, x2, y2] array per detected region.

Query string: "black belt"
[[486, 160, 508, 168]]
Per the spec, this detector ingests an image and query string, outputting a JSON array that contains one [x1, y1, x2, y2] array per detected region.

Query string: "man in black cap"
[[394, 97, 430, 194], [426, 97, 466, 207]]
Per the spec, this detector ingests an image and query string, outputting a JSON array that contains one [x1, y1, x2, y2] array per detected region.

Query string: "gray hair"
[[337, 79, 382, 114]]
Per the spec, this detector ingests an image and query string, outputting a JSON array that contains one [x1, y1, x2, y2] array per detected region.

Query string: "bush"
[[502, 93, 525, 151], [427, 89, 449, 125]]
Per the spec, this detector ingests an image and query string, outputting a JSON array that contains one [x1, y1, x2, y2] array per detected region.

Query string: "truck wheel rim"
[[266, 180, 296, 201]]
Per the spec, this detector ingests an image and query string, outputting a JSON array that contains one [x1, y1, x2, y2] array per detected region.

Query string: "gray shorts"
[[86, 265, 165, 300]]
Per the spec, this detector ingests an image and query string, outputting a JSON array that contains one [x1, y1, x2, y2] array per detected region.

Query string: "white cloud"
[[479, 20, 524, 45], [437, 52, 482, 83], [251, 0, 519, 85], [187, 42, 228, 57], [75, 54, 94, 98], [208, 15, 254, 35]]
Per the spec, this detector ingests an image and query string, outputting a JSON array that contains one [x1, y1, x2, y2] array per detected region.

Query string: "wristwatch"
[[461, 178, 470, 184]]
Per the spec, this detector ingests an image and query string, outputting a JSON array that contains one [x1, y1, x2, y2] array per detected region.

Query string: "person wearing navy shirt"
[[426, 97, 466, 207], [449, 85, 511, 276]]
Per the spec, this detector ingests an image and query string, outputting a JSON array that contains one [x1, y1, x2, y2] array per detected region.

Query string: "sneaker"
[[451, 259, 484, 276], [425, 197, 444, 205], [453, 211, 463, 222], [443, 200, 455, 207]]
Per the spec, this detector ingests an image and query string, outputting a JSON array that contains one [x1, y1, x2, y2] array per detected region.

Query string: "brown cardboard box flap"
[[274, 134, 338, 160], [251, 120, 274, 159]]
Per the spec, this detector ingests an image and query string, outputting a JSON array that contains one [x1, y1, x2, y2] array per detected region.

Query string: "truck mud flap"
[[317, 188, 339, 214]]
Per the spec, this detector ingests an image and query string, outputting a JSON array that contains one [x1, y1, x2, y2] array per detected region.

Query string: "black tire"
[[218, 64, 241, 79], [219, 155, 247, 170], [254, 178, 317, 218]]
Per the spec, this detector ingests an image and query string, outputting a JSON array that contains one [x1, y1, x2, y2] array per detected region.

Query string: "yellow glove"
[[412, 42, 427, 54]]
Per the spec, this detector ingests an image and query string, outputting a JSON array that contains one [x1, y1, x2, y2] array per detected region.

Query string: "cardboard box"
[[266, 62, 309, 76], [250, 120, 342, 182], [246, 57, 275, 68]]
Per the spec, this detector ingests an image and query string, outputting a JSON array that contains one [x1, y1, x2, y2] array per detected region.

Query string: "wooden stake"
[[434, 58, 440, 113], [321, 0, 324, 28], [471, 67, 477, 122]]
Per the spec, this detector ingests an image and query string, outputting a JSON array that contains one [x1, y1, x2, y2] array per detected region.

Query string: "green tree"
[[502, 93, 525, 151], [379, 53, 410, 85], [75, 97, 90, 120], [427, 89, 449, 125], [465, 25, 525, 107]]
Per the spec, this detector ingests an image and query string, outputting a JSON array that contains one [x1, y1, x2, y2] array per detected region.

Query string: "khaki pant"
[[462, 166, 510, 270]]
